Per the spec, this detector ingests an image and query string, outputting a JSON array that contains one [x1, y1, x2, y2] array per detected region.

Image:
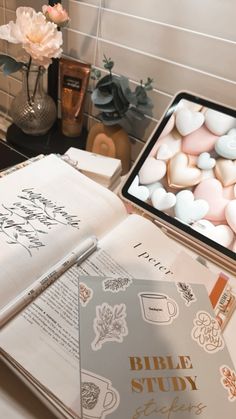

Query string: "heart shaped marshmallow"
[[232, 240, 236, 253], [215, 159, 236, 187], [151, 188, 176, 211], [182, 125, 218, 155], [194, 179, 229, 222], [139, 157, 166, 185], [175, 109, 205, 136], [197, 152, 216, 170], [215, 132, 236, 160], [128, 176, 150, 201], [146, 181, 163, 196], [175, 190, 209, 224], [205, 109, 235, 136], [150, 133, 181, 158], [167, 152, 201, 188], [156, 144, 175, 160], [225, 200, 236, 234], [192, 220, 234, 248], [159, 114, 175, 139]]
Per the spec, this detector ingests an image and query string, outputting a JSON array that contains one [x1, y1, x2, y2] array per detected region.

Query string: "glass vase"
[[11, 66, 57, 136]]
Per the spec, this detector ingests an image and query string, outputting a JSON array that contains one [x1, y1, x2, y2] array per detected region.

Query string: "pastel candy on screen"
[[167, 152, 202, 188], [156, 143, 176, 160], [204, 109, 235, 136], [200, 169, 215, 182], [223, 184, 236, 200], [175, 100, 202, 113], [159, 114, 175, 139], [232, 240, 236, 253], [150, 132, 181, 158], [194, 178, 229, 222], [192, 220, 234, 248], [128, 176, 150, 201], [215, 132, 236, 160], [225, 200, 236, 234], [146, 181, 163, 196], [139, 157, 166, 185], [175, 190, 209, 224], [182, 125, 218, 155], [175, 108, 205, 136], [215, 159, 236, 187], [197, 152, 216, 170], [151, 187, 176, 211]]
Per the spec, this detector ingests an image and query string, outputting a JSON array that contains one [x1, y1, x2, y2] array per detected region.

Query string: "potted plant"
[[86, 56, 153, 174]]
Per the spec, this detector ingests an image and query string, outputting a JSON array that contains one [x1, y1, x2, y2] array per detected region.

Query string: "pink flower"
[[0, 7, 63, 67], [42, 3, 70, 27]]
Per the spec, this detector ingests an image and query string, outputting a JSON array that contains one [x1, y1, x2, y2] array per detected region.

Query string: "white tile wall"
[[0, 0, 236, 157]]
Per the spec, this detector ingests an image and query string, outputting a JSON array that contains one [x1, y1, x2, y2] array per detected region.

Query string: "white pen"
[[0, 236, 97, 328]]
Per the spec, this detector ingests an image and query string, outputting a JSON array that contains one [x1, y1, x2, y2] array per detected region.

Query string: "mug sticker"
[[80, 282, 93, 307], [176, 282, 197, 306], [220, 365, 236, 402], [191, 310, 225, 353], [81, 369, 120, 418], [91, 303, 128, 351], [139, 292, 179, 325], [102, 277, 132, 293]]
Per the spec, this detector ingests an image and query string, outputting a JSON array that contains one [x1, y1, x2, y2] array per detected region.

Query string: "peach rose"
[[42, 3, 70, 27]]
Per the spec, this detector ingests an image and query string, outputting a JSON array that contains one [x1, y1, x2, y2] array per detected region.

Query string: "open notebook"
[[0, 154, 233, 418]]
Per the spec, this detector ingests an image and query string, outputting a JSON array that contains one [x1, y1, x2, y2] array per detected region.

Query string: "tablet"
[[120, 91, 236, 274]]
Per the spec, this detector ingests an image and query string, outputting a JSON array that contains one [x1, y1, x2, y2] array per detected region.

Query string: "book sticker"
[[102, 277, 132, 293], [191, 310, 225, 353], [81, 369, 120, 418], [220, 365, 236, 402], [139, 293, 179, 325], [176, 282, 197, 306], [91, 303, 128, 351], [79, 282, 93, 307]]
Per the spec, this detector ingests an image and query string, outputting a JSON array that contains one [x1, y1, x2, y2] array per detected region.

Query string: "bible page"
[[0, 154, 126, 311]]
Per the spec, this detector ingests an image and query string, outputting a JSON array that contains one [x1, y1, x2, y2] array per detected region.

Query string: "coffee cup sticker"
[[81, 369, 120, 419], [139, 293, 179, 325]]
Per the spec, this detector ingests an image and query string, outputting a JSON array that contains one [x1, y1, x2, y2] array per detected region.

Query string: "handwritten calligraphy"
[[0, 187, 81, 256], [132, 397, 207, 419], [191, 311, 224, 353]]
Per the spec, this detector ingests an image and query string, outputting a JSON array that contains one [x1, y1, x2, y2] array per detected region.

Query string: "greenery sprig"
[[91, 55, 153, 125]]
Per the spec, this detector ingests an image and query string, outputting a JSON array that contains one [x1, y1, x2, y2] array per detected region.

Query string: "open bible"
[[0, 155, 232, 418]]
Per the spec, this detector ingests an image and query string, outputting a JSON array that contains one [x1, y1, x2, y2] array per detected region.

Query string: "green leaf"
[[0, 55, 24, 75], [90, 68, 101, 80], [94, 102, 116, 112], [91, 88, 113, 105], [96, 75, 113, 92], [112, 84, 129, 115], [102, 55, 114, 71]]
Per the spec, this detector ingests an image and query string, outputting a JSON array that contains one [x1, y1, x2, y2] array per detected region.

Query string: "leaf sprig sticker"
[[92, 303, 128, 350], [220, 365, 236, 402], [176, 282, 196, 306]]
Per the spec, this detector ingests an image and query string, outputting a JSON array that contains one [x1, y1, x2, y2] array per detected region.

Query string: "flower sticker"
[[191, 310, 225, 353], [79, 282, 93, 307], [220, 365, 236, 402], [91, 303, 128, 351]]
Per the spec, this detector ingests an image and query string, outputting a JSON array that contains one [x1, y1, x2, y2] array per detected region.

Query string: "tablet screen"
[[122, 92, 236, 264]]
